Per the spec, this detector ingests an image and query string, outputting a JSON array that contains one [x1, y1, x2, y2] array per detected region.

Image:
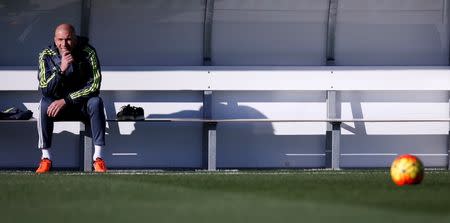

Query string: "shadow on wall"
[[102, 98, 275, 169], [148, 100, 274, 134], [3, 90, 446, 169], [338, 91, 449, 168], [100, 91, 328, 169], [340, 91, 449, 136]]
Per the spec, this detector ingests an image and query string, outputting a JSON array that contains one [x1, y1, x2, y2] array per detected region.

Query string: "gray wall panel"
[[90, 0, 204, 66], [335, 0, 449, 65], [0, 0, 82, 66], [212, 0, 329, 65]]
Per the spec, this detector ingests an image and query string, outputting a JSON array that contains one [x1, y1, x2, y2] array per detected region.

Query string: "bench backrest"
[[1, 66, 449, 91]]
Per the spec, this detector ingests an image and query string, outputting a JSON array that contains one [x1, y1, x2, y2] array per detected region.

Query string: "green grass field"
[[1, 170, 450, 223]]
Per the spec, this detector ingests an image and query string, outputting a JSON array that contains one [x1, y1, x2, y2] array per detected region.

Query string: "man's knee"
[[39, 98, 53, 114], [87, 97, 104, 112]]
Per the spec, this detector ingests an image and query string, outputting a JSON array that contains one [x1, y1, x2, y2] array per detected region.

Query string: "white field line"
[[285, 153, 448, 156], [112, 153, 138, 156], [285, 154, 325, 156], [341, 153, 448, 156], [1, 169, 449, 176]]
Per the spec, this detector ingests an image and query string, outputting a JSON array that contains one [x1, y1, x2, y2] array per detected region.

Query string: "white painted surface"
[[331, 67, 450, 90], [209, 68, 332, 90], [101, 69, 210, 91], [1, 66, 449, 91]]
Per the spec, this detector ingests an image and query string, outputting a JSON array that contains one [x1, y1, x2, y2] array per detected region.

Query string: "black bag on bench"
[[0, 107, 33, 120]]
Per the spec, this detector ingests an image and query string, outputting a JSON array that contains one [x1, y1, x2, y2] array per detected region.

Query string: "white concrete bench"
[[1, 66, 449, 171]]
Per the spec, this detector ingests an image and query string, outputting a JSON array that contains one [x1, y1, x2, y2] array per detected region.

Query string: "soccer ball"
[[390, 154, 424, 186]]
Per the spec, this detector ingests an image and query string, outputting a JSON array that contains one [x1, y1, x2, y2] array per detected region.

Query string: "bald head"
[[54, 23, 77, 54], [55, 23, 76, 36]]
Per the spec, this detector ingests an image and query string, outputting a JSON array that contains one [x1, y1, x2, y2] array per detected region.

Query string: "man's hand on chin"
[[47, 99, 66, 117], [60, 49, 73, 74]]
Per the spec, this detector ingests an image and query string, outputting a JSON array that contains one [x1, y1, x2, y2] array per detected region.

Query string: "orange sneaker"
[[93, 158, 107, 172], [36, 158, 52, 173]]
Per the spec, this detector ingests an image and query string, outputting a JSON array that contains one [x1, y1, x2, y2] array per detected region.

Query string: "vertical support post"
[[447, 0, 450, 170], [202, 90, 217, 170], [80, 122, 93, 172], [73, 1, 91, 171], [331, 122, 341, 170], [448, 95, 450, 170], [203, 0, 215, 66], [80, 0, 91, 37], [325, 0, 339, 169], [325, 91, 338, 168], [202, 0, 216, 169], [446, 0, 450, 65], [204, 122, 217, 171], [80, 0, 92, 172], [326, 0, 338, 66]]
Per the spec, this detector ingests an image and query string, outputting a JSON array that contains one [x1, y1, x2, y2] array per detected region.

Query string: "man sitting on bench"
[[36, 23, 107, 173]]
